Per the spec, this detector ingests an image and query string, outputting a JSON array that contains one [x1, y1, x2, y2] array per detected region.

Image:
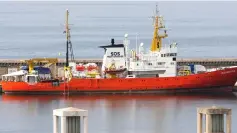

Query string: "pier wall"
[[0, 58, 237, 78]]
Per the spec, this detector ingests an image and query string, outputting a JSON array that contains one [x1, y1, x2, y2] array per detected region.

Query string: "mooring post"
[[197, 106, 232, 133], [53, 107, 88, 133]]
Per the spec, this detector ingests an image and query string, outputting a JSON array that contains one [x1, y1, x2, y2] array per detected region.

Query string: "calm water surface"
[[0, 93, 237, 133]]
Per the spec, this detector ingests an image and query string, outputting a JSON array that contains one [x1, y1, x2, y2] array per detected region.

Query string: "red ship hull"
[[1, 67, 237, 94]]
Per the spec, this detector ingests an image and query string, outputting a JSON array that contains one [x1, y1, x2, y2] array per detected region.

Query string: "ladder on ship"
[[63, 79, 70, 96]]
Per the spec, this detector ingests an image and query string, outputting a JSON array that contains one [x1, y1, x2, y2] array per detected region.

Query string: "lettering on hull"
[[107, 52, 124, 58], [221, 70, 235, 74]]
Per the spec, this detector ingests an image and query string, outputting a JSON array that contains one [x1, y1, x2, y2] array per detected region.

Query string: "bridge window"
[[162, 53, 177, 57], [148, 63, 152, 65], [157, 62, 165, 65], [170, 53, 177, 56]]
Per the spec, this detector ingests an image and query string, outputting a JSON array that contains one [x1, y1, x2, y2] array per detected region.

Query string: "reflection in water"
[[0, 93, 237, 133]]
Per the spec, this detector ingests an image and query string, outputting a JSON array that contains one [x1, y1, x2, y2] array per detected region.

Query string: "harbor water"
[[1, 94, 237, 133]]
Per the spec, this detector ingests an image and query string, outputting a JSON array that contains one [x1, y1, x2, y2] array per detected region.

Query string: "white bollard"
[[53, 107, 88, 133], [197, 106, 231, 133]]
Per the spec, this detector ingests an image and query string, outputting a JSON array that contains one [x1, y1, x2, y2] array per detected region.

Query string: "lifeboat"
[[105, 68, 127, 74], [104, 65, 126, 74], [76, 64, 85, 71], [85, 63, 98, 71], [87, 65, 98, 71]]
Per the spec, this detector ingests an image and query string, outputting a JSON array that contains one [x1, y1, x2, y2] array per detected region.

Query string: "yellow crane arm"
[[24, 58, 58, 74]]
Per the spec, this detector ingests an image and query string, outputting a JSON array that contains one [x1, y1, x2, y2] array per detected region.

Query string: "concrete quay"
[[0, 58, 237, 67], [177, 58, 237, 67]]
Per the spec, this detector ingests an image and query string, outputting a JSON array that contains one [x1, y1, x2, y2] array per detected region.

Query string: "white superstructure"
[[128, 42, 177, 77]]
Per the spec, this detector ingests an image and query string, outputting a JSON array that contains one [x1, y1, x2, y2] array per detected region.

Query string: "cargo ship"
[[1, 8, 237, 94]]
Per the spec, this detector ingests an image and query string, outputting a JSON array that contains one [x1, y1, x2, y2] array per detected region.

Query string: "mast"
[[150, 4, 168, 52], [65, 9, 69, 67], [65, 9, 75, 68]]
